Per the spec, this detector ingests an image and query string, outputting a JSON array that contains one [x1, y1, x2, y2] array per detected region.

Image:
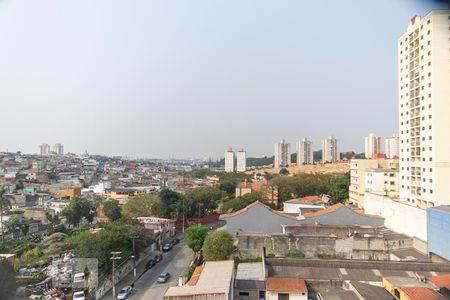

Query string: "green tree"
[[219, 181, 237, 196], [279, 167, 290, 176], [0, 259, 17, 299], [157, 188, 181, 218], [0, 188, 13, 241], [61, 196, 96, 227], [122, 194, 160, 219], [185, 225, 208, 253], [102, 200, 122, 222], [221, 192, 265, 213], [183, 187, 225, 219], [203, 230, 234, 261], [328, 173, 350, 204], [15, 180, 24, 191]]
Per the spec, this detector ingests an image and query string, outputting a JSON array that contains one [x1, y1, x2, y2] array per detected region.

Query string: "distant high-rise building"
[[224, 147, 235, 172], [236, 149, 247, 172], [322, 136, 340, 163], [53, 143, 64, 155], [297, 138, 313, 165], [398, 10, 450, 209], [385, 134, 399, 159], [364, 133, 381, 159], [274, 139, 291, 168], [39, 144, 50, 156]]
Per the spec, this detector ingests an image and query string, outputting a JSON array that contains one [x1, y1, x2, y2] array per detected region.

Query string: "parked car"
[[157, 272, 171, 283], [162, 243, 173, 252], [72, 273, 85, 289], [117, 286, 132, 300], [145, 259, 156, 270], [153, 253, 163, 262], [73, 291, 85, 300], [171, 238, 180, 245]]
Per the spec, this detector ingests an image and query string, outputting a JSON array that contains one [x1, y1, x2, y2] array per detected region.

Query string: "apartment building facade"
[[398, 10, 450, 209], [321, 136, 339, 163], [364, 133, 381, 159], [385, 133, 399, 159], [274, 139, 291, 168], [296, 138, 313, 165], [224, 147, 235, 173], [236, 149, 247, 172]]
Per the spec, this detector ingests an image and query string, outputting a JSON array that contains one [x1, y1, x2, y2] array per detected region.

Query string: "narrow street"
[[102, 240, 192, 300]]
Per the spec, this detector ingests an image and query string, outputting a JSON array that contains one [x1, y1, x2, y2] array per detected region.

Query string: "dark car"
[[145, 259, 156, 270], [162, 243, 173, 252], [157, 272, 170, 283], [154, 253, 163, 262], [171, 238, 180, 245]]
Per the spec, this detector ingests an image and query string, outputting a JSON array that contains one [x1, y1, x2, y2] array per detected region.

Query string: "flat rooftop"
[[164, 260, 234, 298], [236, 262, 264, 281]]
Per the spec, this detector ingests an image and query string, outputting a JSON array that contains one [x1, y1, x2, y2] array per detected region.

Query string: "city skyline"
[[0, 0, 447, 158]]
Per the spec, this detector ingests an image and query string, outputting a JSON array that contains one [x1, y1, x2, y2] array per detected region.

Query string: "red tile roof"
[[400, 286, 446, 300], [298, 195, 320, 202], [303, 203, 343, 218], [266, 277, 307, 293], [219, 201, 297, 220], [428, 273, 450, 290], [187, 266, 203, 286]]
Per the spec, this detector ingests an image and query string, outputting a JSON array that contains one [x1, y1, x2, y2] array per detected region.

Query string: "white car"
[[73, 291, 85, 300], [117, 286, 132, 300]]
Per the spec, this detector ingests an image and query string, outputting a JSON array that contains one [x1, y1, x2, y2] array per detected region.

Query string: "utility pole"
[[110, 251, 121, 298], [131, 236, 137, 277]]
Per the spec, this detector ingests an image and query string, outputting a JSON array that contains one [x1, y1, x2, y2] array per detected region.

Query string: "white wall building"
[[236, 149, 247, 172], [365, 168, 399, 194], [398, 10, 450, 209], [385, 133, 400, 159], [297, 138, 313, 165], [53, 143, 64, 155], [224, 147, 235, 173], [39, 144, 50, 156], [364, 133, 381, 159], [274, 139, 291, 168], [322, 136, 340, 163]]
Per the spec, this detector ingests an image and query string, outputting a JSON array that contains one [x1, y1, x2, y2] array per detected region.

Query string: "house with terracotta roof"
[[265, 277, 307, 300], [219, 201, 298, 237], [383, 276, 447, 300], [283, 196, 325, 215]]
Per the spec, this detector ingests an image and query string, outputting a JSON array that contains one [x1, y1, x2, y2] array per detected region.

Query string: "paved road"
[[102, 241, 192, 300]]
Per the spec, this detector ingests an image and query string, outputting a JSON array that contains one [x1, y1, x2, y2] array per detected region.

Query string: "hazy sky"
[[0, 0, 447, 158]]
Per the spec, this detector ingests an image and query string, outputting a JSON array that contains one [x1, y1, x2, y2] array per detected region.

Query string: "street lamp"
[[130, 236, 138, 277], [110, 251, 121, 298]]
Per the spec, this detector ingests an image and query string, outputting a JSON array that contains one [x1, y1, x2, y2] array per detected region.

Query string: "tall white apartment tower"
[[53, 143, 64, 155], [224, 147, 235, 173], [398, 10, 450, 208], [385, 133, 400, 159], [364, 133, 381, 159], [297, 138, 313, 165], [322, 136, 340, 163], [39, 144, 50, 156], [236, 149, 247, 172], [274, 139, 291, 168]]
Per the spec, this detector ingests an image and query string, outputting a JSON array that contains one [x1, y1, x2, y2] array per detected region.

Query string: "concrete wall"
[[427, 207, 450, 260], [364, 192, 427, 241], [266, 292, 307, 300], [284, 225, 378, 239]]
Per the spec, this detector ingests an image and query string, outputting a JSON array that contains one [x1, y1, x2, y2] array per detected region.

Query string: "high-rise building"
[[39, 144, 50, 156], [224, 147, 235, 172], [274, 139, 291, 168], [385, 133, 399, 159], [296, 138, 313, 165], [236, 149, 247, 172], [322, 136, 340, 163], [398, 10, 450, 209], [364, 133, 381, 159], [53, 143, 64, 155]]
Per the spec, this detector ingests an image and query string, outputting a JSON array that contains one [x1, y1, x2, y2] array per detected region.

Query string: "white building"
[[224, 147, 235, 173], [365, 168, 399, 194], [53, 143, 64, 155], [274, 139, 291, 168], [236, 149, 247, 172], [39, 144, 50, 156], [385, 133, 400, 159], [321, 136, 340, 163], [398, 10, 450, 209], [349, 158, 398, 208], [296, 138, 313, 165], [364, 133, 381, 159]]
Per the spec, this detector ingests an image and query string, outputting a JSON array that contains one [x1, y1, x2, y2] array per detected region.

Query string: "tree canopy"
[[121, 194, 160, 219], [61, 196, 96, 227], [183, 187, 225, 219], [203, 230, 234, 261], [102, 200, 122, 222], [185, 225, 208, 252]]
